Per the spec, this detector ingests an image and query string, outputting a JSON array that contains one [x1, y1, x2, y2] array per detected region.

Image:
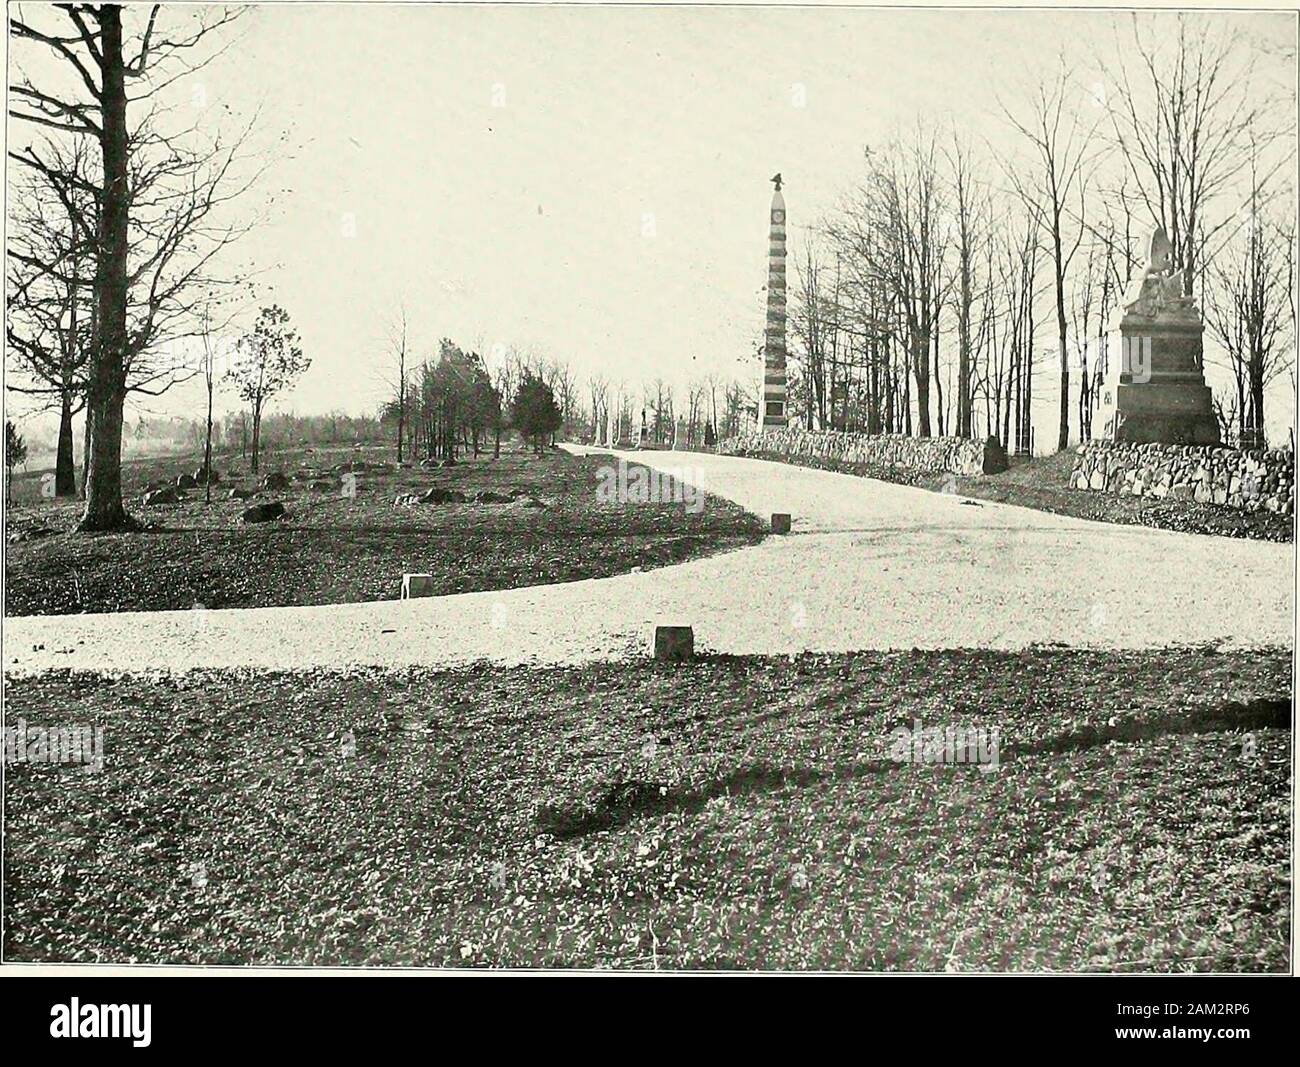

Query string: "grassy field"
[[741, 448, 1293, 542], [3, 647, 1289, 970], [4, 444, 764, 616]]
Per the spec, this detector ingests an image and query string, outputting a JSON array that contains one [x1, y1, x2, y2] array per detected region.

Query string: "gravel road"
[[4, 447, 1291, 674]]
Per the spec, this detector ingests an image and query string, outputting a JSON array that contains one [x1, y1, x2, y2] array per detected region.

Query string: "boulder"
[[144, 487, 181, 506], [176, 473, 198, 490], [241, 501, 286, 523], [194, 465, 220, 486], [474, 490, 514, 504], [261, 472, 290, 492], [228, 487, 255, 500], [421, 486, 468, 504]]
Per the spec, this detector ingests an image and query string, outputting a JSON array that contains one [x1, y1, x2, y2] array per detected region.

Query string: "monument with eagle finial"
[[1096, 226, 1220, 446], [756, 173, 789, 431]]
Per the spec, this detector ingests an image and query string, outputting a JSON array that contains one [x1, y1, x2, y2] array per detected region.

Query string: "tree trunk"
[[79, 406, 92, 499], [55, 390, 76, 496], [1054, 230, 1070, 452], [911, 332, 930, 437], [204, 377, 214, 504], [251, 399, 263, 474], [80, 9, 131, 531]]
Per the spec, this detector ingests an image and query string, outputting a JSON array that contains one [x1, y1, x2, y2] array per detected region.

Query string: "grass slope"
[[4, 447, 764, 616]]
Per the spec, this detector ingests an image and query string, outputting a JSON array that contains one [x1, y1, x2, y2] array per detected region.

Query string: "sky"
[[4, 2, 1297, 445]]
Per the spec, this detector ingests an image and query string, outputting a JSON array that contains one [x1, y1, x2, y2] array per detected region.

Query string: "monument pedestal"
[[1097, 311, 1220, 447], [1096, 226, 1220, 447]]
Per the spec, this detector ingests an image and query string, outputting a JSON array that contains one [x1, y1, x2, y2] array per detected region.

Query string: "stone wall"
[[1069, 440, 1295, 515], [720, 428, 1008, 476]]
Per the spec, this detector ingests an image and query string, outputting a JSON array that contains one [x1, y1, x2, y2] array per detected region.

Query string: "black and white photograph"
[[0, 0, 1296, 1021]]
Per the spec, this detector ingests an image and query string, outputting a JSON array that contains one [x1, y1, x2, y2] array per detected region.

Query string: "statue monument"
[[1096, 227, 1219, 445], [757, 173, 789, 431]]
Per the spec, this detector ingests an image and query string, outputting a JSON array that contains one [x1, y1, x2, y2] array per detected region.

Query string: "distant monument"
[[1096, 227, 1219, 446], [757, 173, 789, 431]]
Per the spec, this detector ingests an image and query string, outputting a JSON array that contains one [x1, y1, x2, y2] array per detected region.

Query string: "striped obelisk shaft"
[[759, 181, 789, 430]]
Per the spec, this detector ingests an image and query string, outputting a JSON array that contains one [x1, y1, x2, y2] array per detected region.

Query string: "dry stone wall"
[[720, 428, 1008, 476], [1070, 440, 1294, 515]]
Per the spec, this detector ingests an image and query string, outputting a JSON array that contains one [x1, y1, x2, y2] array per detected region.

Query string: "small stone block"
[[771, 513, 792, 534], [653, 625, 694, 663], [402, 573, 434, 599]]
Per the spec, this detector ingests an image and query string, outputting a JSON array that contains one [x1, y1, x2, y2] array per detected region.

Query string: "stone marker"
[[771, 513, 792, 534], [402, 573, 434, 599], [653, 625, 694, 663]]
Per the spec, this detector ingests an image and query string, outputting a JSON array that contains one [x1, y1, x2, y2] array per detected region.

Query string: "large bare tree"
[[1002, 57, 1100, 452], [9, 4, 256, 530]]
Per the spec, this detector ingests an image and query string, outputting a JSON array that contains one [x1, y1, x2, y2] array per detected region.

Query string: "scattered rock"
[[194, 465, 220, 486], [241, 501, 286, 524], [475, 490, 514, 504], [228, 487, 255, 500], [261, 472, 290, 492], [176, 473, 198, 490]]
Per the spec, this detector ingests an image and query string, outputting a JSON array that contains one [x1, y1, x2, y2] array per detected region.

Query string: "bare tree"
[[5, 137, 96, 496], [1106, 12, 1286, 299], [831, 129, 948, 437], [1002, 56, 1100, 451], [1206, 148, 1295, 445], [585, 373, 609, 442], [944, 132, 991, 439], [9, 4, 257, 530], [379, 304, 411, 462], [791, 240, 831, 429]]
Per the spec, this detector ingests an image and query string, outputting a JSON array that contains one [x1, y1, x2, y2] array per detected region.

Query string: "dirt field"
[[3, 647, 1288, 969]]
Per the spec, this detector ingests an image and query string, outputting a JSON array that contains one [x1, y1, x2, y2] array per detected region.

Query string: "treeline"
[[788, 15, 1295, 452], [380, 334, 570, 461]]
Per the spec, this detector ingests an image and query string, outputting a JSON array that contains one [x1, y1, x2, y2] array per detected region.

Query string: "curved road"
[[4, 447, 1292, 674]]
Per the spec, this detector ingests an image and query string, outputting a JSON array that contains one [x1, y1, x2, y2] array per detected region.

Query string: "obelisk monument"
[[757, 173, 789, 431]]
